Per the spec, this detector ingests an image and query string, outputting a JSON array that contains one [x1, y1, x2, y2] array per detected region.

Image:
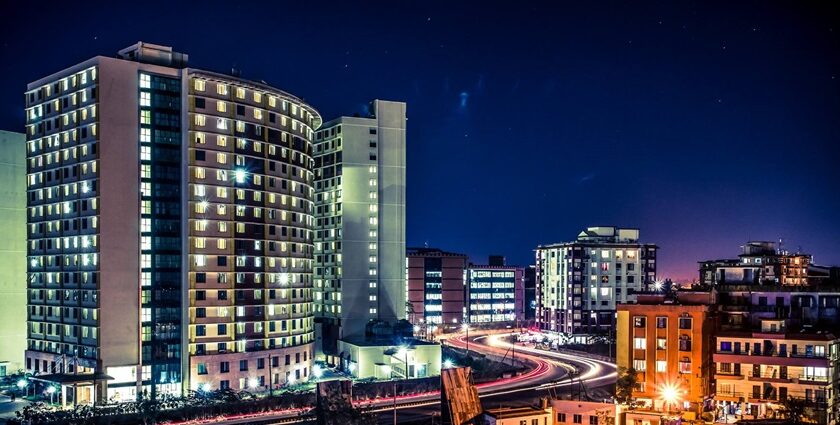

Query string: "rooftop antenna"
[[424, 240, 429, 248]]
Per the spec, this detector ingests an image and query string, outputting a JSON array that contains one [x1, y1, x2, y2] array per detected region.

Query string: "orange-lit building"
[[616, 291, 716, 414]]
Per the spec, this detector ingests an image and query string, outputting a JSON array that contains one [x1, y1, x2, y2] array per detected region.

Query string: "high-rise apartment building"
[[313, 100, 406, 356], [25, 42, 318, 402], [536, 226, 657, 336], [0, 130, 27, 376]]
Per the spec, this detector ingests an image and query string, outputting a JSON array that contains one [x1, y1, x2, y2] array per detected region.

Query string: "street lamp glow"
[[413, 325, 420, 333], [461, 323, 469, 332], [16, 379, 27, 389], [443, 359, 454, 369], [382, 365, 391, 374], [247, 377, 259, 389], [198, 200, 209, 211], [200, 383, 212, 392], [660, 383, 680, 407], [287, 374, 296, 385], [348, 363, 357, 372], [235, 168, 247, 183], [279, 272, 289, 285], [313, 364, 323, 378], [653, 279, 664, 291], [46, 386, 57, 394], [397, 346, 408, 358]]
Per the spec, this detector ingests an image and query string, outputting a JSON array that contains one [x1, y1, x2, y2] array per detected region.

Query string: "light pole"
[[462, 323, 470, 354], [46, 385, 57, 405]]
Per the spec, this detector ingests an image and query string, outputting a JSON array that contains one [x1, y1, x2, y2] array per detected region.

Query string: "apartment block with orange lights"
[[616, 291, 716, 415]]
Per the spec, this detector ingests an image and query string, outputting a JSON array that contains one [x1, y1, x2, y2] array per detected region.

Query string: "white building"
[[313, 100, 407, 358], [536, 226, 657, 336]]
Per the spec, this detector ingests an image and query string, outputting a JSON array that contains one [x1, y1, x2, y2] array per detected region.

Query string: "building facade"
[[466, 264, 524, 324], [406, 248, 468, 327], [537, 226, 658, 335], [699, 241, 812, 286], [0, 131, 27, 376], [713, 325, 839, 424], [24, 42, 319, 401], [616, 292, 716, 415], [313, 100, 406, 357]]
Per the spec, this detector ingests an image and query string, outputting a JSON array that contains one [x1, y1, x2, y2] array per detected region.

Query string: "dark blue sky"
[[2, 1, 838, 279]]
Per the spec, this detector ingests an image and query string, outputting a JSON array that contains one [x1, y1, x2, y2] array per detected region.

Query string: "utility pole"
[[392, 380, 397, 425]]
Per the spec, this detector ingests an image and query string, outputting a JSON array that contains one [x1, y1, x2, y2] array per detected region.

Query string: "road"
[[172, 329, 617, 424], [373, 329, 617, 424]]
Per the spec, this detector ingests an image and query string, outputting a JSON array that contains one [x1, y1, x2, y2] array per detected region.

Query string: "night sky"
[[2, 2, 839, 280]]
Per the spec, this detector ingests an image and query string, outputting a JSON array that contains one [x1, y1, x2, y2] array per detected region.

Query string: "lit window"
[[195, 115, 206, 126], [140, 128, 151, 143], [217, 153, 227, 164], [139, 74, 151, 88], [140, 92, 151, 106], [140, 165, 151, 179], [634, 337, 646, 349], [194, 79, 206, 91], [217, 101, 227, 113], [236, 87, 245, 99], [217, 118, 228, 130], [217, 84, 228, 95], [369, 179, 377, 186], [195, 255, 207, 267], [195, 167, 206, 179], [656, 360, 667, 372], [140, 110, 151, 125]]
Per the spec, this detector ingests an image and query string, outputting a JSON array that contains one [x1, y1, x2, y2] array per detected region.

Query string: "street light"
[[312, 364, 323, 379], [46, 385, 57, 404], [443, 359, 454, 369], [17, 379, 28, 397], [660, 383, 681, 412], [200, 383, 212, 393], [462, 323, 470, 354], [247, 377, 259, 390]]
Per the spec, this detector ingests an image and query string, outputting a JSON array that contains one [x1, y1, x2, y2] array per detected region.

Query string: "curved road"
[[204, 329, 616, 424]]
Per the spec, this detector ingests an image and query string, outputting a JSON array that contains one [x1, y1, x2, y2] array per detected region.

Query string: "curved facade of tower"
[[185, 70, 320, 391]]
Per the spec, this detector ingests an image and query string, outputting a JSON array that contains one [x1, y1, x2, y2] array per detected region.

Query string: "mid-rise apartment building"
[[406, 248, 469, 327], [25, 42, 318, 402], [537, 226, 657, 335], [466, 264, 524, 324], [313, 100, 406, 356], [616, 291, 716, 415], [713, 322, 839, 424], [0, 130, 27, 376], [699, 241, 812, 286]]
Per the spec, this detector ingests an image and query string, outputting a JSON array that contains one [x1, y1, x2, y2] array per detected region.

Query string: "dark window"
[[679, 317, 692, 329], [573, 414, 582, 424], [634, 317, 646, 327], [369, 128, 377, 135], [218, 256, 227, 266], [239, 360, 248, 371], [195, 98, 206, 108], [369, 141, 376, 148], [369, 154, 377, 160], [220, 361, 229, 373], [656, 317, 667, 328], [257, 358, 265, 369], [196, 308, 206, 318], [195, 291, 206, 301], [218, 291, 227, 300], [220, 380, 230, 389], [197, 363, 207, 375], [236, 105, 245, 115], [196, 273, 206, 283], [196, 325, 206, 336], [195, 150, 205, 161]]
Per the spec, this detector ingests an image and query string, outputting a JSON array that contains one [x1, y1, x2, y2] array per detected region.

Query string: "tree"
[[614, 367, 638, 407], [316, 388, 377, 425], [779, 396, 807, 424]]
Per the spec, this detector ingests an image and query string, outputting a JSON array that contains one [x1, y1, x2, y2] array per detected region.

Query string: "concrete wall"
[[0, 130, 26, 374]]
